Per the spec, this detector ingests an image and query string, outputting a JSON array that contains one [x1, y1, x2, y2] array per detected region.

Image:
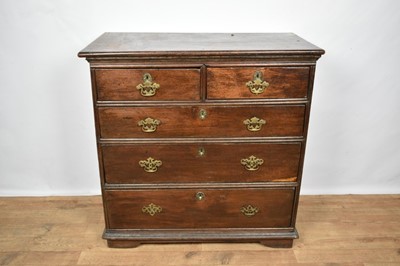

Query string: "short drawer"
[[102, 142, 301, 184], [95, 69, 201, 101], [105, 188, 295, 229], [98, 105, 305, 138], [207, 67, 309, 99]]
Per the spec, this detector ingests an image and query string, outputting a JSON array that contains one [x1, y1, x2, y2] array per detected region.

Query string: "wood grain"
[[207, 67, 309, 99], [0, 195, 399, 265], [98, 105, 306, 138], [95, 68, 201, 101], [78, 32, 325, 58], [101, 142, 301, 184], [79, 33, 324, 249], [104, 188, 295, 229]]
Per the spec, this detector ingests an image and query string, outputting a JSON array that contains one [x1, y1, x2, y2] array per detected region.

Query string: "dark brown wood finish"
[[207, 67, 309, 99], [290, 65, 317, 230], [102, 142, 302, 184], [79, 32, 324, 248], [98, 105, 306, 138], [78, 33, 324, 57], [104, 228, 298, 248], [96, 68, 201, 101], [105, 188, 295, 229]]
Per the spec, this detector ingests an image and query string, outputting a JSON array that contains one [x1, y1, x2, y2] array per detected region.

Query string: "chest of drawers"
[[78, 33, 324, 248]]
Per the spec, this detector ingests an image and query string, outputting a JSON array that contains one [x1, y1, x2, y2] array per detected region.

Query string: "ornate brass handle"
[[246, 71, 269, 95], [142, 203, 162, 216], [138, 117, 161, 133], [240, 155, 264, 171], [243, 117, 266, 132], [136, 73, 160, 97], [139, 157, 162, 173], [241, 205, 259, 217]]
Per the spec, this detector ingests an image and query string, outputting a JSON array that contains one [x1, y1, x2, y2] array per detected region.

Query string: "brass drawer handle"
[[196, 192, 205, 201], [243, 117, 266, 132], [246, 71, 269, 95], [241, 205, 259, 217], [136, 73, 160, 97], [139, 157, 162, 173], [240, 155, 264, 171], [138, 117, 161, 133], [142, 203, 162, 216]]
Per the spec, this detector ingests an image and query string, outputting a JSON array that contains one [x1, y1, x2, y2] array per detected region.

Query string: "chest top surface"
[[78, 32, 324, 58]]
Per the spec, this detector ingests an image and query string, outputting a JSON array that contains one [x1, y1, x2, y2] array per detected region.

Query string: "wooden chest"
[[78, 33, 324, 248]]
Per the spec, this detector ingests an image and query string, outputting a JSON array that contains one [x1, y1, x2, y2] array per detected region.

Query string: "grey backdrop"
[[1, 0, 399, 195]]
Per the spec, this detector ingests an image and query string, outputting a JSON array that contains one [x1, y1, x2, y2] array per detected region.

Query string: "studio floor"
[[0, 195, 399, 265]]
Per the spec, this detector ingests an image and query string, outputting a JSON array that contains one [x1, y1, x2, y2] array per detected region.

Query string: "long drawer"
[[102, 142, 301, 184], [98, 105, 305, 138], [207, 67, 309, 99], [105, 188, 295, 229]]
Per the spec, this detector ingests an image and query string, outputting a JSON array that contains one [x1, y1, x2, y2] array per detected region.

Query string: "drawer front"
[[98, 105, 305, 138], [105, 188, 294, 229], [102, 143, 301, 184], [95, 69, 201, 101], [207, 67, 309, 99]]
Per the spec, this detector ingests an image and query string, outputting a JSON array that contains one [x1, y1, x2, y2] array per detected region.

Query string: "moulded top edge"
[[78, 32, 325, 58]]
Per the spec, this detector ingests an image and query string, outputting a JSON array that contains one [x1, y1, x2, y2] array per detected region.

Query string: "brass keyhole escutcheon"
[[198, 147, 206, 157], [196, 192, 205, 201], [199, 109, 207, 120], [136, 73, 160, 97], [246, 70, 269, 95]]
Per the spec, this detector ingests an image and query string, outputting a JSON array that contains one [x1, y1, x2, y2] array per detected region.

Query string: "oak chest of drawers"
[[78, 33, 324, 248]]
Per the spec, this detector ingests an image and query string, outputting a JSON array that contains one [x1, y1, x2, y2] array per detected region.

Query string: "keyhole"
[[254, 71, 262, 80], [199, 109, 207, 120], [143, 73, 152, 81], [198, 147, 206, 157], [196, 192, 205, 201]]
